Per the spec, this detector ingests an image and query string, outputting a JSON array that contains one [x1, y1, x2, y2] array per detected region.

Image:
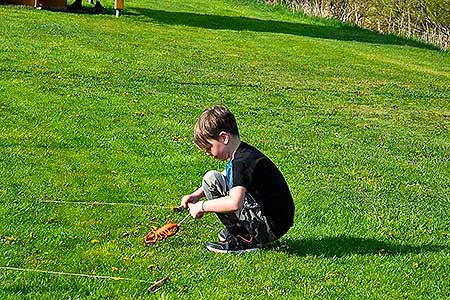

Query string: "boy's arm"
[[180, 186, 205, 208], [189, 186, 246, 218]]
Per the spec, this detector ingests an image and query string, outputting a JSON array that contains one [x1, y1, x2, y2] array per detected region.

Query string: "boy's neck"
[[227, 136, 241, 160]]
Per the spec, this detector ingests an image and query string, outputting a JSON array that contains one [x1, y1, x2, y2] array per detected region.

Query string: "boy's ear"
[[219, 131, 229, 144]]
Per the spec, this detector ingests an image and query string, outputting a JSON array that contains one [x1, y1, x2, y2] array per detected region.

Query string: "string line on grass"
[[0, 266, 151, 283], [40, 199, 173, 209]]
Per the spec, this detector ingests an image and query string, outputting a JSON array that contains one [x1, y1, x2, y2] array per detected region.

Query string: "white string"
[[177, 213, 191, 226], [0, 266, 150, 283], [40, 199, 173, 209], [40, 200, 191, 225]]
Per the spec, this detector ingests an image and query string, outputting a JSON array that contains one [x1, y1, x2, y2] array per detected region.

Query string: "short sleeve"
[[231, 159, 253, 191]]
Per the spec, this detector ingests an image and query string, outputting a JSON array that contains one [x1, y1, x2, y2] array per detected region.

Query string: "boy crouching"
[[181, 106, 295, 253]]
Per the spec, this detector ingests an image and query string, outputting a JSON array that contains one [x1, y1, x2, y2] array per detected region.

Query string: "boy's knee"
[[202, 171, 228, 198], [202, 170, 223, 186]]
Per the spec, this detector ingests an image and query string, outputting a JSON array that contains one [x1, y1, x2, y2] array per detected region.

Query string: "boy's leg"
[[202, 171, 246, 236], [202, 170, 228, 200], [238, 193, 277, 244], [202, 170, 276, 244]]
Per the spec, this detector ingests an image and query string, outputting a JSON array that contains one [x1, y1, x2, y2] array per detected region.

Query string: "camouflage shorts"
[[237, 193, 276, 244]]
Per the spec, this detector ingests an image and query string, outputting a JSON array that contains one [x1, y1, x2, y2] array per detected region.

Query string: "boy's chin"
[[214, 155, 228, 161]]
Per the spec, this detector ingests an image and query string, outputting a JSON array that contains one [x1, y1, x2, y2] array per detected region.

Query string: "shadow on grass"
[[126, 8, 436, 50], [278, 235, 448, 257], [0, 3, 438, 50]]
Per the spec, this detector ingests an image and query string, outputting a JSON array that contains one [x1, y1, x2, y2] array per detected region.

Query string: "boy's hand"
[[189, 201, 204, 219], [180, 194, 199, 209]]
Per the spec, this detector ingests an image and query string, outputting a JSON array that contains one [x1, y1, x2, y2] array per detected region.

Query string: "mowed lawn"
[[0, 0, 449, 298]]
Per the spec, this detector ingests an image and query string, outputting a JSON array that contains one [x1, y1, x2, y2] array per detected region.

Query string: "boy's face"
[[205, 132, 232, 161]]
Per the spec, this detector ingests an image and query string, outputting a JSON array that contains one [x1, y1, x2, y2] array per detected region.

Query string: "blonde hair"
[[194, 106, 239, 149]]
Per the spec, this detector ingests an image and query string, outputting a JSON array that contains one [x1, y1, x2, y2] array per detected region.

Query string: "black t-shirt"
[[226, 141, 295, 238]]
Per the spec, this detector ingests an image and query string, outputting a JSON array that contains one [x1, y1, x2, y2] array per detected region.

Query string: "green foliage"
[[264, 0, 450, 49], [0, 0, 450, 298]]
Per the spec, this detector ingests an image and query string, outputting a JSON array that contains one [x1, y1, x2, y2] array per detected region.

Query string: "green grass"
[[1, 0, 449, 298]]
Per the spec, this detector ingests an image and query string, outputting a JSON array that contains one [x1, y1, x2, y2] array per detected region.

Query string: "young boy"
[[180, 106, 295, 253]]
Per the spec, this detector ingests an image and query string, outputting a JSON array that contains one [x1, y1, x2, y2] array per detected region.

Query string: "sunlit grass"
[[0, 0, 449, 298]]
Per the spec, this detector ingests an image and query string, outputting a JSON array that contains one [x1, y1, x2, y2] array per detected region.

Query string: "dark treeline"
[[263, 0, 450, 50]]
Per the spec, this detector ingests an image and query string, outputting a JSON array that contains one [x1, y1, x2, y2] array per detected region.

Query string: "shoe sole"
[[206, 244, 260, 254]]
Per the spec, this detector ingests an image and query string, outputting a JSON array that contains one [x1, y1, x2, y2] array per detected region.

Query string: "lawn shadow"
[[126, 8, 436, 50], [277, 235, 448, 257]]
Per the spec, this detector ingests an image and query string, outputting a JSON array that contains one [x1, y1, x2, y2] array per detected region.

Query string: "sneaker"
[[206, 234, 260, 254], [218, 228, 231, 242]]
